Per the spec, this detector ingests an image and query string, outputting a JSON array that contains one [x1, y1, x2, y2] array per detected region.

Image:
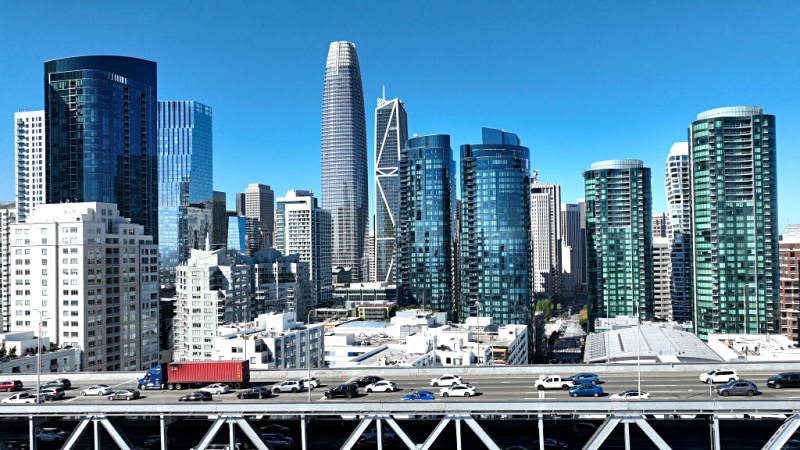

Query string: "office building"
[[9, 202, 159, 370], [244, 184, 274, 249], [275, 190, 333, 305], [45, 56, 158, 238], [653, 236, 672, 320], [367, 228, 376, 282], [321, 41, 369, 280], [560, 203, 583, 300], [689, 106, 779, 339], [397, 134, 456, 318], [210, 191, 228, 250], [374, 96, 408, 284], [584, 159, 654, 329], [226, 214, 260, 258], [652, 212, 668, 238], [234, 193, 246, 216], [530, 183, 562, 300], [460, 128, 531, 325], [665, 142, 693, 323], [0, 203, 17, 332], [157, 100, 213, 289], [780, 225, 800, 345], [14, 110, 46, 223]]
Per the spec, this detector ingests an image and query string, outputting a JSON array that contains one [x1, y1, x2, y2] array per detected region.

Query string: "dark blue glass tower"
[[158, 100, 213, 289], [460, 128, 531, 325], [397, 135, 456, 318], [44, 56, 158, 238]]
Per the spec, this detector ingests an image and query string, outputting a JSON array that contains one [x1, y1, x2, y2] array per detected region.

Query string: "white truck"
[[534, 375, 575, 390]]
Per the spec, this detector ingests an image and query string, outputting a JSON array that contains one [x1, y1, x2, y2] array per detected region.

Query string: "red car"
[[0, 380, 23, 392]]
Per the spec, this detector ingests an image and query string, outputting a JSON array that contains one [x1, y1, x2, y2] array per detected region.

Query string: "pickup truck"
[[534, 375, 575, 391], [1, 392, 46, 403]]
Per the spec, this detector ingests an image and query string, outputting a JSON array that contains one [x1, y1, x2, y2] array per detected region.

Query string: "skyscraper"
[[245, 184, 274, 249], [584, 159, 654, 329], [374, 96, 408, 284], [158, 100, 213, 289], [530, 183, 562, 300], [14, 110, 45, 223], [780, 225, 800, 345], [665, 142, 692, 323], [321, 41, 368, 281], [560, 203, 582, 300], [398, 134, 456, 318], [45, 56, 158, 239], [652, 236, 672, 320], [689, 106, 779, 339], [234, 193, 246, 216], [275, 190, 333, 306], [652, 212, 668, 238], [460, 128, 531, 325]]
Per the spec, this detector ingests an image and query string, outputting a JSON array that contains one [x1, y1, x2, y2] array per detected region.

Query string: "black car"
[[325, 383, 359, 399], [355, 376, 382, 387], [178, 391, 212, 402], [237, 386, 273, 399], [767, 373, 800, 389]]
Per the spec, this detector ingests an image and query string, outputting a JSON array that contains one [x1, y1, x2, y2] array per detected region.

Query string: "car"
[[356, 430, 400, 449], [200, 383, 231, 395], [108, 389, 140, 401], [699, 369, 739, 384], [81, 384, 113, 396], [325, 383, 359, 399], [260, 424, 291, 435], [573, 422, 598, 437], [609, 390, 650, 401], [365, 380, 398, 393], [260, 433, 293, 450], [716, 380, 759, 397], [179, 391, 213, 402], [2, 392, 45, 404], [355, 376, 383, 387], [43, 379, 70, 389], [531, 438, 569, 450], [237, 386, 272, 399], [401, 390, 435, 401], [569, 384, 604, 397], [0, 380, 23, 392], [568, 373, 600, 385], [39, 387, 65, 401], [767, 373, 800, 389], [439, 384, 477, 397], [272, 380, 305, 393], [299, 376, 321, 388], [191, 444, 252, 450], [430, 375, 462, 387], [142, 435, 177, 449], [36, 428, 68, 443]]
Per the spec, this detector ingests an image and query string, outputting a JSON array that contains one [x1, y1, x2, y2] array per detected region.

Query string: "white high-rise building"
[[275, 190, 332, 305], [530, 183, 562, 299], [1, 203, 17, 332], [665, 142, 692, 323], [14, 110, 46, 223], [250, 249, 313, 320], [9, 203, 159, 371], [653, 236, 672, 320], [245, 183, 274, 249]]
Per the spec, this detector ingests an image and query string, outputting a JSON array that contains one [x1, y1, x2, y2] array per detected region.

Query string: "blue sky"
[[2, 1, 799, 228]]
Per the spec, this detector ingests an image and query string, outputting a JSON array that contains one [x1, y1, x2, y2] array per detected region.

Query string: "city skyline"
[[1, 3, 799, 228]]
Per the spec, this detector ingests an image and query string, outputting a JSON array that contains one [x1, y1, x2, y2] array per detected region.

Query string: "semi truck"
[[138, 361, 250, 390]]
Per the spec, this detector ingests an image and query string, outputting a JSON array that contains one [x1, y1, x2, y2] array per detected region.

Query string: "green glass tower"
[[689, 106, 779, 339], [584, 159, 654, 330]]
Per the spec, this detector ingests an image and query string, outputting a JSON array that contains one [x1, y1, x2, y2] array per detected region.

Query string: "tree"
[[579, 307, 588, 331], [535, 299, 554, 320], [8, 347, 17, 358], [0, 346, 6, 358]]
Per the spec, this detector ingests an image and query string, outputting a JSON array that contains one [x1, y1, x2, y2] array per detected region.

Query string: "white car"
[[699, 369, 739, 384], [199, 383, 231, 395], [299, 376, 321, 389], [439, 384, 477, 397], [430, 375, 463, 387], [81, 384, 113, 396], [2, 392, 45, 404], [272, 380, 305, 393], [365, 380, 398, 393], [609, 390, 650, 401]]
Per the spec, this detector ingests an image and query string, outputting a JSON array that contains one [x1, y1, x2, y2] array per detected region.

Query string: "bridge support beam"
[[710, 415, 721, 450], [762, 414, 800, 450], [58, 415, 133, 450], [190, 415, 268, 450]]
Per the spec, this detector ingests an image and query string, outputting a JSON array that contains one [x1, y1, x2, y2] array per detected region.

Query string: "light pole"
[[31, 309, 42, 404], [306, 309, 317, 403]]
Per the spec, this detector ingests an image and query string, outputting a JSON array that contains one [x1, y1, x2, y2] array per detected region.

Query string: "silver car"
[[716, 380, 759, 397]]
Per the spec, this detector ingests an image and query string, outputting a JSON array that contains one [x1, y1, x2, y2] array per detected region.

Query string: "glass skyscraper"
[[460, 128, 531, 325], [398, 134, 456, 318], [584, 159, 654, 330], [689, 106, 779, 339], [44, 56, 158, 238], [374, 96, 408, 284], [158, 100, 213, 289], [321, 41, 369, 281], [665, 142, 693, 323]]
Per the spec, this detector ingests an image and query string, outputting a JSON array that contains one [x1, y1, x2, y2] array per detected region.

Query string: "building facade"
[[653, 236, 672, 320], [14, 110, 46, 223], [689, 106, 779, 339], [245, 184, 274, 249], [780, 225, 800, 345], [665, 142, 693, 323], [397, 134, 456, 318], [249, 249, 314, 321], [530, 183, 562, 300], [584, 159, 654, 329], [157, 100, 213, 289], [652, 212, 668, 238], [320, 41, 369, 281], [9, 202, 159, 371], [560, 203, 583, 300], [45, 56, 158, 239], [0, 203, 17, 332], [460, 128, 531, 326], [374, 97, 408, 284]]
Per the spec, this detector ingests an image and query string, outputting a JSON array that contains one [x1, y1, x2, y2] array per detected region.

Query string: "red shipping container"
[[164, 361, 250, 387]]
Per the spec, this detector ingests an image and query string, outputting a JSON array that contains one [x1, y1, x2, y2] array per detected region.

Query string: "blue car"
[[569, 384, 604, 397], [568, 372, 600, 385], [401, 390, 435, 401]]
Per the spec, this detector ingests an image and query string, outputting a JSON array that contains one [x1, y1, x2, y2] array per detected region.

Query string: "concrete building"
[[780, 224, 800, 345], [0, 331, 81, 373], [249, 249, 313, 320], [665, 142, 693, 323], [707, 333, 800, 362], [9, 203, 159, 371], [334, 282, 397, 306], [1, 203, 16, 332], [245, 184, 274, 249], [652, 212, 668, 239], [14, 110, 45, 223], [530, 183, 562, 300], [652, 236, 672, 320]]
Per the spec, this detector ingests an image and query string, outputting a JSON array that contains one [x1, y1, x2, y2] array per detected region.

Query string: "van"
[[0, 380, 22, 392]]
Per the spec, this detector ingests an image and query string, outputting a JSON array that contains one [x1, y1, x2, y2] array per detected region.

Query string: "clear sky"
[[2, 1, 799, 228]]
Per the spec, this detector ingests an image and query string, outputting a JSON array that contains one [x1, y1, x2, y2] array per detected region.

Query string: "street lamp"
[[306, 309, 317, 402], [30, 309, 43, 404]]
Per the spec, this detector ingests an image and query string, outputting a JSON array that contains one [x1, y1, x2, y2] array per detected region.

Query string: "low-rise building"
[[707, 333, 800, 362], [0, 331, 81, 373]]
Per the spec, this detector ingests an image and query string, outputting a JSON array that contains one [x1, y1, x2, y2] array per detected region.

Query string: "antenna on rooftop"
[[382, 85, 386, 101]]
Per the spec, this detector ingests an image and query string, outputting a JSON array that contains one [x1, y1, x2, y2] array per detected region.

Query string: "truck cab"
[[138, 366, 164, 389]]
